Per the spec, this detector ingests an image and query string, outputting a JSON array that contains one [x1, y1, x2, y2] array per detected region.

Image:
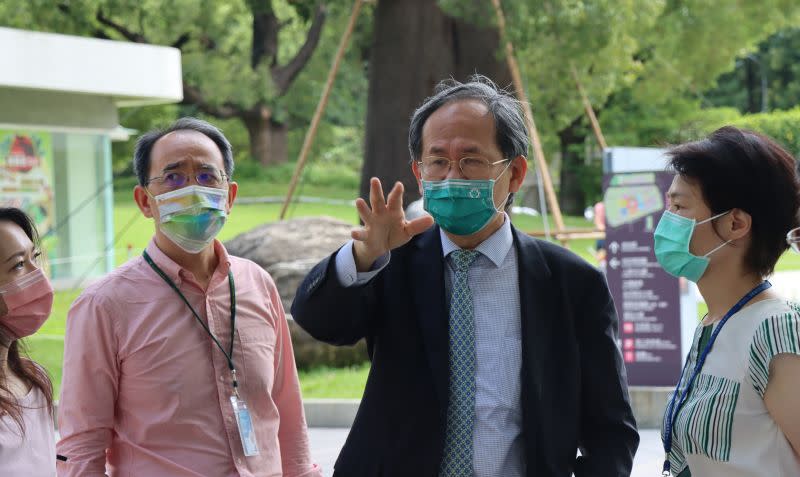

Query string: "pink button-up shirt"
[[57, 240, 320, 477]]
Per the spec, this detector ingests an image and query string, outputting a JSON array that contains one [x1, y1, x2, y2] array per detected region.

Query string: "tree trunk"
[[745, 58, 758, 114], [361, 0, 513, 206], [558, 117, 588, 216], [243, 115, 289, 166]]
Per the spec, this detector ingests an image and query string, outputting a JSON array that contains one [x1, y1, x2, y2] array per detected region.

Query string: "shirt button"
[[219, 376, 225, 382]]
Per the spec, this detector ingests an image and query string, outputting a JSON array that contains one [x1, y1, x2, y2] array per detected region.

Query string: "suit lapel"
[[513, 226, 555, 466], [411, 226, 450, 410]]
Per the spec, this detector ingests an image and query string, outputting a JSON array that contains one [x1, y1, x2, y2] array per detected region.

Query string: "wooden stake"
[[490, 0, 566, 235], [570, 63, 607, 150], [280, 0, 365, 220]]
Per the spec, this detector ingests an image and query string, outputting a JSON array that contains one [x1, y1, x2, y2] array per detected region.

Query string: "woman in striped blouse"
[[655, 126, 800, 476]]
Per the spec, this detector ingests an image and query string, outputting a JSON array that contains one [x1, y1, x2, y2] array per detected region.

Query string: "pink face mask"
[[0, 268, 53, 339]]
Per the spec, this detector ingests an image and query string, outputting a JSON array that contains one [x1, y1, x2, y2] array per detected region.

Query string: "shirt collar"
[[439, 213, 514, 267], [144, 238, 232, 284]]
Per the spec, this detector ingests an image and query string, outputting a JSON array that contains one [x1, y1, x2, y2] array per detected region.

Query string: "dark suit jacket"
[[291, 225, 639, 477]]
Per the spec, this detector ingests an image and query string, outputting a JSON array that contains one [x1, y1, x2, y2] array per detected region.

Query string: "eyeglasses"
[[146, 169, 228, 190], [787, 227, 800, 253], [417, 156, 510, 180]]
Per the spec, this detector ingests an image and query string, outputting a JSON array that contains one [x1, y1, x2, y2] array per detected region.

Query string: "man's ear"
[[134, 185, 154, 219], [411, 160, 424, 195], [508, 156, 528, 193], [226, 181, 238, 214]]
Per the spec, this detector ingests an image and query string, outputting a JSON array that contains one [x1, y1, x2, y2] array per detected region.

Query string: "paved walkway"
[[309, 428, 664, 476]]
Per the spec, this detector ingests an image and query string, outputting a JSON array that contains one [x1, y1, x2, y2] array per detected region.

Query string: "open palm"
[[351, 177, 434, 271]]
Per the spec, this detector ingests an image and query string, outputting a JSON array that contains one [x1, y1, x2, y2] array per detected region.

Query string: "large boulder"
[[224, 216, 369, 369]]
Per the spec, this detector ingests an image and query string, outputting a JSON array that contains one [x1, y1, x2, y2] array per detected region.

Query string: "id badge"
[[230, 395, 260, 456]]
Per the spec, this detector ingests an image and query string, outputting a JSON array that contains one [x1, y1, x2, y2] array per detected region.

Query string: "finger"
[[351, 228, 368, 241], [370, 177, 386, 210], [355, 198, 372, 224], [404, 215, 435, 237], [386, 181, 405, 211]]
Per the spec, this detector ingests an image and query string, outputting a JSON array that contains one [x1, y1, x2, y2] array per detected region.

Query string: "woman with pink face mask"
[[0, 207, 56, 476]]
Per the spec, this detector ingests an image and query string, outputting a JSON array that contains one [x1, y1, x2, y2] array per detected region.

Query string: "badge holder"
[[231, 392, 260, 457]]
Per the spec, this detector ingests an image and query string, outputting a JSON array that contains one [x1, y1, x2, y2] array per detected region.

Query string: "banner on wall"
[[0, 131, 55, 236]]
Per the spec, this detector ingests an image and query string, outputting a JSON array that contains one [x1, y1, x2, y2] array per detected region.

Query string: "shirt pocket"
[[674, 373, 740, 463], [236, 325, 277, 394]]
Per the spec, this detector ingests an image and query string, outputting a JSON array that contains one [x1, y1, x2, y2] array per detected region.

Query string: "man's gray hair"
[[133, 117, 234, 186], [408, 75, 530, 163]]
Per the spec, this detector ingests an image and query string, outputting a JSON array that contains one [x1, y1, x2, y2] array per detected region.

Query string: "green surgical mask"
[[653, 210, 731, 282], [421, 169, 511, 236]]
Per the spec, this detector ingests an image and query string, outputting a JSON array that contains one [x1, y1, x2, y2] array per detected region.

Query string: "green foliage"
[[604, 95, 800, 159], [0, 0, 369, 169], [598, 14, 800, 159], [1, 0, 371, 178], [508, 0, 664, 135], [679, 107, 800, 158], [436, 1, 800, 213], [706, 28, 800, 113], [633, 0, 800, 102], [733, 109, 800, 156]]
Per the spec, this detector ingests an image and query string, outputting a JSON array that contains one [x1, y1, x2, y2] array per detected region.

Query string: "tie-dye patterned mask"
[[153, 185, 228, 254]]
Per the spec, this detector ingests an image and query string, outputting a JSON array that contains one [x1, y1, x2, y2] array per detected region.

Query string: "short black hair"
[[133, 117, 234, 187], [668, 126, 800, 277]]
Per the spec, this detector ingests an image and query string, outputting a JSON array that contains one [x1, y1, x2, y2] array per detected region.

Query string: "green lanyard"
[[142, 251, 240, 396]]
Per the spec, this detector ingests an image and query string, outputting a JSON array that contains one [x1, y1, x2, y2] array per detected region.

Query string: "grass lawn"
[[23, 182, 800, 399], [298, 363, 370, 399]]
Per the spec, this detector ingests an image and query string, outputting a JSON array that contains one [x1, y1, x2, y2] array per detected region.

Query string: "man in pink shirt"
[[57, 118, 320, 477]]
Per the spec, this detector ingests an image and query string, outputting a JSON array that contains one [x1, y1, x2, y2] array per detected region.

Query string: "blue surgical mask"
[[653, 210, 731, 282], [421, 163, 510, 236]]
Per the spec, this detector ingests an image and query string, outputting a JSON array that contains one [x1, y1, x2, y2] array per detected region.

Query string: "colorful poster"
[[0, 131, 55, 236]]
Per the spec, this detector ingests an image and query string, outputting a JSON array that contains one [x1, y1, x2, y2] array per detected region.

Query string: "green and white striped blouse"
[[663, 299, 800, 477]]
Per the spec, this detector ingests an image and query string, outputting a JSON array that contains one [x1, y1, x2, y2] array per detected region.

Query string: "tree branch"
[[251, 7, 280, 69], [96, 9, 148, 43], [171, 33, 191, 50], [57, 3, 110, 40], [270, 3, 327, 95], [182, 83, 244, 119]]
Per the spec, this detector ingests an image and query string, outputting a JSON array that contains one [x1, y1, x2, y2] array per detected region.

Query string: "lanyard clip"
[[662, 455, 671, 476], [231, 369, 240, 398]]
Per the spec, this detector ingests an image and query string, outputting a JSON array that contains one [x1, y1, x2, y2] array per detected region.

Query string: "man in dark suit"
[[292, 76, 639, 477]]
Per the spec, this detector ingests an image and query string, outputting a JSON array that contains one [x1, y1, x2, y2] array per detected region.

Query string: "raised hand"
[[351, 177, 434, 272]]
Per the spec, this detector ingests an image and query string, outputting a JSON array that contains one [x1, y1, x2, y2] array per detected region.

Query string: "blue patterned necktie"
[[440, 249, 480, 477]]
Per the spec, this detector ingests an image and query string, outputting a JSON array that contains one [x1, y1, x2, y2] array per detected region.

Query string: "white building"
[[0, 27, 182, 286]]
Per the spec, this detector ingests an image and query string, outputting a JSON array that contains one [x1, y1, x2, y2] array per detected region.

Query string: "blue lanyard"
[[661, 280, 771, 476]]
